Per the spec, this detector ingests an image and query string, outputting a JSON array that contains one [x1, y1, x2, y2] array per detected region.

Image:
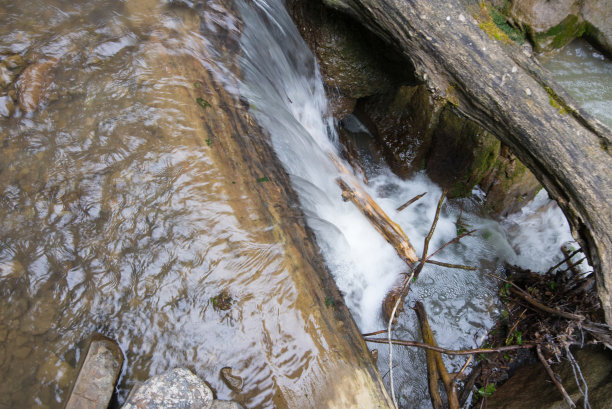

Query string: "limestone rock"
[[357, 84, 442, 177], [290, 0, 409, 118], [122, 368, 213, 409], [64, 334, 124, 409], [582, 0, 612, 56]]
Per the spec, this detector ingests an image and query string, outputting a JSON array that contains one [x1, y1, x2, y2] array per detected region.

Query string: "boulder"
[[582, 0, 612, 56], [289, 0, 411, 119], [489, 0, 612, 55], [121, 368, 214, 409], [63, 334, 124, 409]]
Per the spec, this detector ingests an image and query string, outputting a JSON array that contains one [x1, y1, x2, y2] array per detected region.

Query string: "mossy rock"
[[291, 0, 413, 101], [356, 84, 443, 177], [426, 105, 500, 198]]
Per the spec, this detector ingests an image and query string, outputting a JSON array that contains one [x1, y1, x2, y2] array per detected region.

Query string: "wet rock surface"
[[488, 347, 612, 409], [122, 368, 214, 409], [64, 334, 124, 409]]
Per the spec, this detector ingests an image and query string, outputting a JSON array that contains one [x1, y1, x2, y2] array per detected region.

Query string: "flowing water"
[[237, 1, 581, 408], [0, 0, 589, 408], [540, 39, 612, 129]]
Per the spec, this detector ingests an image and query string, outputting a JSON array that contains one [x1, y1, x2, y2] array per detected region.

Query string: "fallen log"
[[337, 177, 418, 264], [322, 0, 612, 324]]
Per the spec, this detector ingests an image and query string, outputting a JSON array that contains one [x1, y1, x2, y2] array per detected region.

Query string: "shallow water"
[[0, 1, 340, 408], [540, 39, 612, 129]]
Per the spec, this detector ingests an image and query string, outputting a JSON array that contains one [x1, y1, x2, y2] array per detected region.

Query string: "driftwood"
[[321, 0, 612, 325], [415, 302, 460, 409], [337, 177, 418, 264]]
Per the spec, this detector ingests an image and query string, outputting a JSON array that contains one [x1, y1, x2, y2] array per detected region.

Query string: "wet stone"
[[122, 368, 213, 409], [220, 367, 243, 393], [36, 352, 76, 389], [65, 334, 123, 409]]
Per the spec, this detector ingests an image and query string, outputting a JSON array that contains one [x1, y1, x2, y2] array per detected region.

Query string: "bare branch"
[[396, 192, 427, 212], [363, 337, 536, 355], [537, 345, 576, 409]]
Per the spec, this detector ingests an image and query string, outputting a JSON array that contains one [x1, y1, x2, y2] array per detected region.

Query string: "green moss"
[[489, 7, 525, 44], [535, 15, 586, 50], [544, 86, 569, 115], [479, 20, 512, 44]]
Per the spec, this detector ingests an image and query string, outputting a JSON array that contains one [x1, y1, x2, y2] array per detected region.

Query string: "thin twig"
[[421, 259, 477, 270], [387, 270, 415, 409], [537, 345, 576, 408], [397, 192, 427, 212], [363, 337, 535, 355], [426, 229, 477, 261], [557, 257, 586, 276], [488, 274, 586, 322], [547, 248, 582, 274], [565, 345, 591, 409], [361, 329, 388, 337], [509, 287, 586, 322], [414, 191, 446, 279]]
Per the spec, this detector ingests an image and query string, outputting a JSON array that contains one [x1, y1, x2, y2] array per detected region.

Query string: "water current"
[[0, 1, 604, 408], [540, 39, 612, 129]]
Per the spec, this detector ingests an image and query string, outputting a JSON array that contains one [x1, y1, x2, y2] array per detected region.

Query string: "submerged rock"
[[16, 57, 57, 112], [220, 367, 243, 393]]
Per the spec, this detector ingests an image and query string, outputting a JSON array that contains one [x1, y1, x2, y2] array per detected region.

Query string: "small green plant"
[[548, 281, 557, 291], [325, 297, 335, 307], [506, 330, 523, 346], [194, 82, 201, 89], [499, 282, 511, 297], [500, 309, 509, 320], [257, 177, 269, 183], [196, 97, 211, 110], [478, 383, 496, 398], [206, 138, 212, 147]]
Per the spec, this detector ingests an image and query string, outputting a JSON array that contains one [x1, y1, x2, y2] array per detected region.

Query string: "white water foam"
[[234, 0, 583, 406]]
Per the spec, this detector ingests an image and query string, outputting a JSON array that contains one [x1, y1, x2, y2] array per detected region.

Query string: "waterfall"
[[234, 0, 584, 407]]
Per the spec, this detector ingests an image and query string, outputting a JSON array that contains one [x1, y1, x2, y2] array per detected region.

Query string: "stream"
[[0, 1, 607, 409]]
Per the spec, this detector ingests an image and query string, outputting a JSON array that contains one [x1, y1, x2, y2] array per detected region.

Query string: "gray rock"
[[122, 368, 213, 409], [64, 334, 124, 409], [582, 0, 612, 56]]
